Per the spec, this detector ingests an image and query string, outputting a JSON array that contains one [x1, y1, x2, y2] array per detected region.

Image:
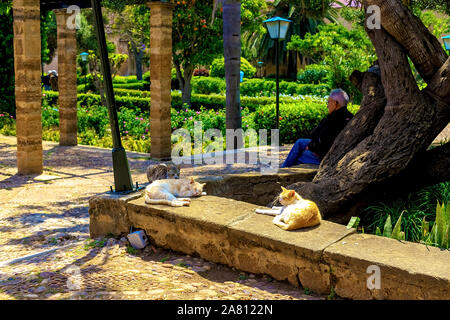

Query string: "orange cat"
[[272, 186, 321, 230], [144, 177, 206, 207]]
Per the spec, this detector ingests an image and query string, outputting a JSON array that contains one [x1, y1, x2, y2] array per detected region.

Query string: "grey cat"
[[146, 163, 180, 184]]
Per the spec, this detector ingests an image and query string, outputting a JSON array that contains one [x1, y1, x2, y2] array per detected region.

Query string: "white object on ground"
[[255, 206, 284, 216], [127, 230, 148, 249]]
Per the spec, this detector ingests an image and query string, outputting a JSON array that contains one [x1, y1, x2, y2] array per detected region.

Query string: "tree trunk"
[[173, 60, 194, 106], [181, 64, 193, 106], [223, 0, 242, 149], [133, 46, 143, 81], [281, 0, 450, 222]]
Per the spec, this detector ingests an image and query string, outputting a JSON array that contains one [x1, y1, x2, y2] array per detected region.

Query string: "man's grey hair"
[[329, 89, 349, 107]]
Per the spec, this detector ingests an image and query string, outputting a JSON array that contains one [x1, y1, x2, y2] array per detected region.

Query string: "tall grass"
[[361, 182, 449, 243]]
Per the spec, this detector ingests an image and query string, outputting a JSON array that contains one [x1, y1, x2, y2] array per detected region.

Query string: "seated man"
[[281, 89, 353, 168]]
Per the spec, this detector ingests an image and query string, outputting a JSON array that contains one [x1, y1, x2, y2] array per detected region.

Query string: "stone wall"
[[197, 166, 318, 206], [89, 192, 450, 299]]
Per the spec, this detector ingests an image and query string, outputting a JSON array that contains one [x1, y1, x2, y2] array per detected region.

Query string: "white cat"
[[144, 177, 206, 207]]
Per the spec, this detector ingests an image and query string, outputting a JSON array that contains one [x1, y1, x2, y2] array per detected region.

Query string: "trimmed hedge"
[[191, 77, 226, 95], [44, 90, 330, 114], [113, 75, 139, 84], [113, 82, 149, 90], [240, 78, 330, 97], [190, 76, 331, 98]]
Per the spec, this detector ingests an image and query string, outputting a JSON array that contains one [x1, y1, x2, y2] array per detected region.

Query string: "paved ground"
[[0, 134, 326, 300], [1, 123, 448, 301]]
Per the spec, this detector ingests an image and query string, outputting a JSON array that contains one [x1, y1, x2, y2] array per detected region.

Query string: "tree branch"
[[364, 0, 448, 82]]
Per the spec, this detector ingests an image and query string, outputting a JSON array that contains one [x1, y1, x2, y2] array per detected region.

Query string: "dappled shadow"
[[136, 247, 320, 299]]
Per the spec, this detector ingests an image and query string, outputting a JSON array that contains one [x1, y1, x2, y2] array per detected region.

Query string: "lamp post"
[[257, 61, 263, 78], [80, 52, 89, 86], [263, 17, 291, 130], [442, 35, 450, 55], [91, 0, 134, 192]]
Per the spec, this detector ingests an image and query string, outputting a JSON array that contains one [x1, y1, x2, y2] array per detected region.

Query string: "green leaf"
[[375, 227, 382, 236], [391, 212, 404, 240], [346, 216, 360, 229], [420, 217, 429, 241], [383, 215, 392, 238], [436, 202, 444, 245]]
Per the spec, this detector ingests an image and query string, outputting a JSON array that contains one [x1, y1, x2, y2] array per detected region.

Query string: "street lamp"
[[442, 35, 450, 54], [40, 0, 134, 194], [257, 61, 263, 78], [79, 52, 89, 86], [263, 17, 291, 130]]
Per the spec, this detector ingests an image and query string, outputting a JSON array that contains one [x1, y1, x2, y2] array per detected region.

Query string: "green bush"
[[362, 182, 450, 246], [191, 76, 226, 95], [210, 57, 256, 78], [189, 76, 331, 98], [0, 112, 15, 136], [44, 89, 335, 116], [252, 101, 329, 144], [240, 78, 331, 97], [297, 64, 330, 84], [113, 75, 138, 84], [0, 11, 15, 116], [114, 88, 151, 98], [113, 82, 148, 91], [143, 71, 150, 82]]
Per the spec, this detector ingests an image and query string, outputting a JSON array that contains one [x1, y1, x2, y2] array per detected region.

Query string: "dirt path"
[[0, 135, 323, 300]]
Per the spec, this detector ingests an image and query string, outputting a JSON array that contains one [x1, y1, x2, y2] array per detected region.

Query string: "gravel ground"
[[1, 124, 448, 301]]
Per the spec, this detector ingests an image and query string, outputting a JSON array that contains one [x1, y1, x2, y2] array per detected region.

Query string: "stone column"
[[55, 9, 78, 146], [147, 1, 175, 160], [13, 0, 43, 174]]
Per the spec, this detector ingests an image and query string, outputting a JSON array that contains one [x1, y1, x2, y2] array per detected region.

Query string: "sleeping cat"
[[144, 177, 206, 207], [146, 163, 180, 184], [272, 186, 321, 231]]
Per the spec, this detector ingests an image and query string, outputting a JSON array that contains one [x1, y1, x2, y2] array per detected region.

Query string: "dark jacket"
[[307, 107, 353, 159]]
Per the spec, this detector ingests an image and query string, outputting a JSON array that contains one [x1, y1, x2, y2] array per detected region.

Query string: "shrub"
[[0, 112, 15, 136], [113, 82, 148, 91], [362, 182, 450, 246], [210, 57, 256, 78], [0, 11, 15, 116], [191, 76, 226, 95], [297, 64, 330, 84], [252, 101, 329, 144], [44, 89, 334, 116], [189, 77, 331, 98], [143, 71, 150, 82], [114, 88, 151, 98], [240, 78, 330, 97], [113, 75, 138, 84]]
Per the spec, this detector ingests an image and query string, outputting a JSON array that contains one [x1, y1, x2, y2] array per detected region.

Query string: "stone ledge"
[[89, 192, 450, 299], [196, 165, 318, 206], [323, 234, 450, 300]]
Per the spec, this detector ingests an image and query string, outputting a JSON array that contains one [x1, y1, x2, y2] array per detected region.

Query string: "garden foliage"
[[210, 57, 257, 78]]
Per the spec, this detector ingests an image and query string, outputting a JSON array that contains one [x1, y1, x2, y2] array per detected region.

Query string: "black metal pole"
[[275, 37, 279, 131], [91, 0, 133, 192]]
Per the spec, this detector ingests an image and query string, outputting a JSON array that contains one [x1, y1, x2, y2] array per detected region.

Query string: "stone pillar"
[[55, 9, 78, 146], [147, 1, 175, 160], [13, 0, 43, 174]]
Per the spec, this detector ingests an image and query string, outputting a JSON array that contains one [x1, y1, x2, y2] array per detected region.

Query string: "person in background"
[[42, 73, 51, 91], [48, 70, 58, 91], [281, 89, 353, 168]]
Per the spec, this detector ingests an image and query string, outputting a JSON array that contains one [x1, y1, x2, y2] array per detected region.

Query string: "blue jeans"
[[281, 139, 321, 168]]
